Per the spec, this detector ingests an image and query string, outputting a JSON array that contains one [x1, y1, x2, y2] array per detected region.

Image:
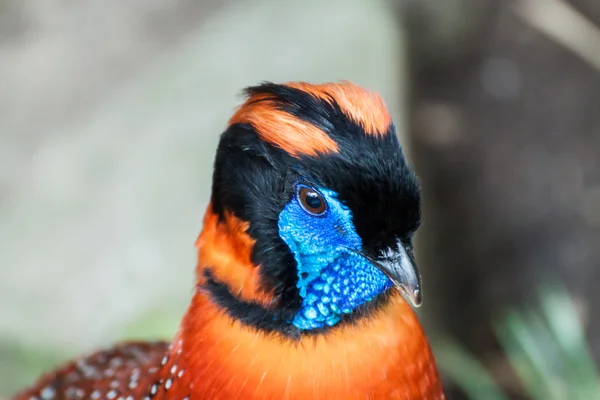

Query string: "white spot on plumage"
[[165, 378, 172, 390], [109, 357, 123, 367], [64, 387, 77, 398], [40, 387, 55, 399]]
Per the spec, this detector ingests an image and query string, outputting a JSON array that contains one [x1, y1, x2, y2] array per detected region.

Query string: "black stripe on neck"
[[199, 269, 302, 339]]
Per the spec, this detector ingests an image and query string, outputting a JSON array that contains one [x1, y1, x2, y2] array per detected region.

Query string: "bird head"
[[197, 81, 422, 336]]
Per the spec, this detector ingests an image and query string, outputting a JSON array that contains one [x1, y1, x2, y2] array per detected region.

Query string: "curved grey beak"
[[351, 243, 422, 307]]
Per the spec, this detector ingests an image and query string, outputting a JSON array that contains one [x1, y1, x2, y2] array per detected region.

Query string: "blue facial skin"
[[278, 185, 392, 331]]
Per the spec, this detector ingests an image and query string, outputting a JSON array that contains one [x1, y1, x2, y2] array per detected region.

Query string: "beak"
[[351, 243, 422, 307]]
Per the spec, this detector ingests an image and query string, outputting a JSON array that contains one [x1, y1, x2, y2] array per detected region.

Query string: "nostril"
[[336, 225, 345, 236]]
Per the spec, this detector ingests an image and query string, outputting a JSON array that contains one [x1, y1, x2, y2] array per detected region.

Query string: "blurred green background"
[[1, 0, 599, 398]]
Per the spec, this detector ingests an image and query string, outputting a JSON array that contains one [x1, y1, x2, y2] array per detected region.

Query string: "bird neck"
[[174, 290, 443, 399], [164, 206, 445, 399], [193, 206, 275, 304]]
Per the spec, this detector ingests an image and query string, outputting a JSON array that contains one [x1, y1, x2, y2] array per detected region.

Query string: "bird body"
[[13, 81, 445, 400]]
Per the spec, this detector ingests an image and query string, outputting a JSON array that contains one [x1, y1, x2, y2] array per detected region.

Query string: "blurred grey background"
[[1, 0, 599, 399], [0, 0, 407, 394]]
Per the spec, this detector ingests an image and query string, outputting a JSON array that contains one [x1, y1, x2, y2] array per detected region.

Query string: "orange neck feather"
[[168, 206, 444, 399]]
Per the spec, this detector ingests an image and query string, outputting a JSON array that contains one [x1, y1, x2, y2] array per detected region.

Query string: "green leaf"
[[538, 281, 600, 399], [432, 335, 509, 400]]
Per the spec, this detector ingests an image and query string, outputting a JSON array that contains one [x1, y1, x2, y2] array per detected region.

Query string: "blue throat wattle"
[[278, 187, 392, 331]]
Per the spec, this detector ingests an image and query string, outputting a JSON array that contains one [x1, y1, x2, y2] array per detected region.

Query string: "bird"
[[13, 81, 445, 400]]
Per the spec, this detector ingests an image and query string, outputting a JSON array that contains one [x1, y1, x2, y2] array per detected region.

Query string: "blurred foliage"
[[435, 281, 600, 399], [0, 342, 64, 396], [433, 337, 509, 400], [120, 308, 180, 342]]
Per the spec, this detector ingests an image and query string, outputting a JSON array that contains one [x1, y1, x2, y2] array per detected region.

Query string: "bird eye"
[[297, 186, 327, 215]]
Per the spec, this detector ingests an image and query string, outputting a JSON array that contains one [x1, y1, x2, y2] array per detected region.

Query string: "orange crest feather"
[[229, 81, 392, 158]]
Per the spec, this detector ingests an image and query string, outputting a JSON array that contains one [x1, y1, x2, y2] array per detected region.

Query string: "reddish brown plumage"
[[12, 81, 445, 400], [12, 342, 170, 400]]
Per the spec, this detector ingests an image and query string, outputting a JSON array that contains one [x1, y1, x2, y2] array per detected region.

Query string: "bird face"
[[205, 81, 422, 335], [280, 183, 402, 330]]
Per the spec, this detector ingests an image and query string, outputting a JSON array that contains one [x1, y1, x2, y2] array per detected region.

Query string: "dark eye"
[[298, 186, 327, 215]]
